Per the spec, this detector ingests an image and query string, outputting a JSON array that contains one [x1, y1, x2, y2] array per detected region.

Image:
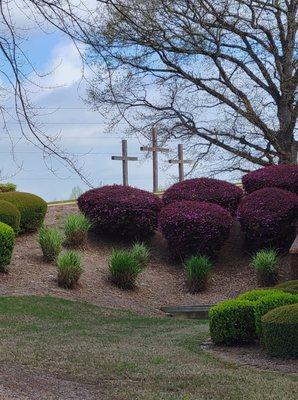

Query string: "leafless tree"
[[0, 0, 96, 185], [87, 0, 298, 172]]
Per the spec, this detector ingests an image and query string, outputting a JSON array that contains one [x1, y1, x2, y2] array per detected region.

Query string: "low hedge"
[[237, 289, 284, 302], [78, 185, 162, 241], [242, 164, 298, 194], [163, 177, 243, 214], [0, 192, 47, 233], [254, 292, 298, 337], [262, 304, 298, 358], [0, 200, 21, 233], [237, 187, 298, 251], [274, 280, 298, 295], [0, 222, 15, 271], [209, 300, 256, 345], [159, 200, 233, 259]]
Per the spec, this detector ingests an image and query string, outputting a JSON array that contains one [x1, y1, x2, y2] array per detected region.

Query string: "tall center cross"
[[111, 139, 138, 186], [169, 144, 193, 182], [140, 128, 169, 193]]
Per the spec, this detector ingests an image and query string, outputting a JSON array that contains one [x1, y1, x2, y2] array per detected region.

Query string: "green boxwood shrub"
[[0, 192, 47, 233], [0, 222, 15, 272], [254, 292, 298, 337], [0, 200, 21, 233], [237, 289, 284, 302], [274, 280, 298, 295], [209, 300, 256, 345], [262, 304, 298, 358]]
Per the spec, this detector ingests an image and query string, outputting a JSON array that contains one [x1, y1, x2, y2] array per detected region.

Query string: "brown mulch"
[[201, 339, 298, 375], [0, 204, 292, 316]]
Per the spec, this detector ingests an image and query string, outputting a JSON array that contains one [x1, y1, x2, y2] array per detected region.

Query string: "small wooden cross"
[[140, 127, 169, 192], [111, 139, 138, 186], [169, 144, 193, 182]]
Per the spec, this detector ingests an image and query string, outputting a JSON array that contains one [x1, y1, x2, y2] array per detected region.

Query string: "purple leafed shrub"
[[159, 200, 233, 259], [78, 185, 162, 240], [163, 178, 243, 214], [237, 187, 298, 251], [242, 164, 298, 194]]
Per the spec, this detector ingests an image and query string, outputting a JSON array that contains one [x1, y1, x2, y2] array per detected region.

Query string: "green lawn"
[[0, 296, 296, 400]]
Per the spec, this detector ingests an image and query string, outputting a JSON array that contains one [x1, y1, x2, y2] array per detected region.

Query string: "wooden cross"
[[169, 144, 193, 182], [111, 139, 138, 186], [140, 128, 169, 193], [292, 141, 298, 164]]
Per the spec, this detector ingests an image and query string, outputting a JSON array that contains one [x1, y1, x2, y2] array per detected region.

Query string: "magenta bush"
[[78, 185, 162, 240], [163, 178, 243, 214], [159, 201, 233, 259], [237, 188, 298, 251], [242, 164, 298, 194]]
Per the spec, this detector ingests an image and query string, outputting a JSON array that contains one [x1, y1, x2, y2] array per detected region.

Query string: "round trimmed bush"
[[254, 292, 298, 337], [274, 280, 298, 295], [238, 289, 284, 302], [0, 200, 21, 233], [163, 178, 243, 214], [209, 300, 256, 345], [159, 200, 233, 259], [78, 185, 162, 241], [0, 222, 15, 271], [0, 192, 47, 233], [242, 164, 298, 194], [237, 187, 298, 251], [262, 304, 298, 358]]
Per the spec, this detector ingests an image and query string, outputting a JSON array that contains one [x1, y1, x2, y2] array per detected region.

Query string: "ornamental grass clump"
[[184, 255, 213, 292], [237, 187, 298, 251], [57, 250, 82, 289], [251, 249, 279, 287], [130, 242, 150, 267], [39, 226, 63, 263], [64, 213, 91, 248], [109, 249, 142, 290]]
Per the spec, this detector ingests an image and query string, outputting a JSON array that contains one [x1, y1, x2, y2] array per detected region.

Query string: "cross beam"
[[111, 139, 138, 186], [140, 128, 169, 192], [169, 144, 193, 182]]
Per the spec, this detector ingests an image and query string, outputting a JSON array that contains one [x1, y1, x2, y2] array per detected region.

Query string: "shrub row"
[[0, 192, 47, 233], [209, 289, 298, 349], [0, 200, 20, 233], [261, 303, 298, 358], [0, 222, 15, 272]]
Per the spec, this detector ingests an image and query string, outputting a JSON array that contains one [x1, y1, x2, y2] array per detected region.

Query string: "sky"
[[0, 3, 236, 201]]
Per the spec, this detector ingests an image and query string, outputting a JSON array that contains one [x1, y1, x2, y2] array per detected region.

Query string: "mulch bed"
[[201, 339, 298, 374], [0, 204, 292, 316]]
